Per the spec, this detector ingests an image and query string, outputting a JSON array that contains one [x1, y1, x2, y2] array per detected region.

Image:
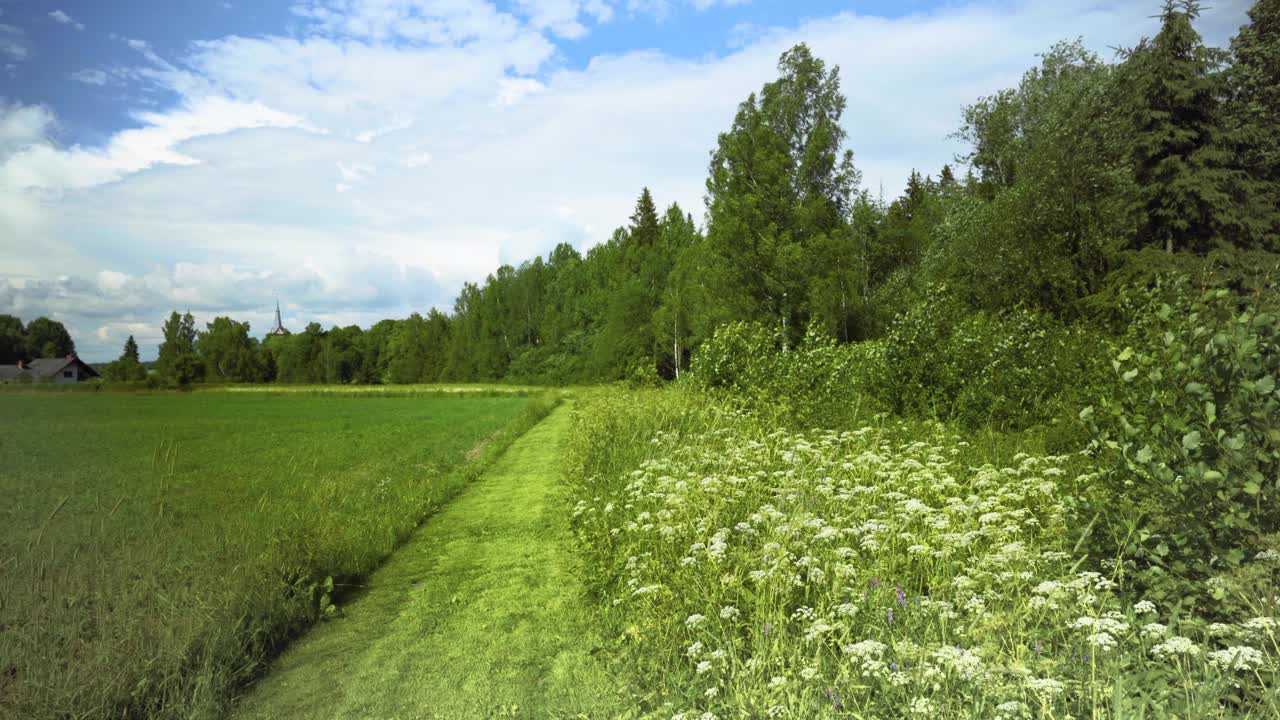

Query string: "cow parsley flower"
[[1151, 636, 1200, 660], [1208, 646, 1264, 671]]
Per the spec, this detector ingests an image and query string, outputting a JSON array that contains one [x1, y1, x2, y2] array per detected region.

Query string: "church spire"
[[268, 297, 290, 336]]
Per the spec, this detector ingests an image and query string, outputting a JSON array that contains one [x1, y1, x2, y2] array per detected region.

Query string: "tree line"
[[114, 0, 1278, 387], [0, 316, 76, 363]]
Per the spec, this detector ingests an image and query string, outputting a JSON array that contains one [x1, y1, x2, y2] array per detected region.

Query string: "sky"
[[0, 0, 1257, 362]]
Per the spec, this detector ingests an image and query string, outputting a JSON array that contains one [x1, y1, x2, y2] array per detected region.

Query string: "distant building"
[[0, 355, 101, 384], [267, 300, 290, 337]]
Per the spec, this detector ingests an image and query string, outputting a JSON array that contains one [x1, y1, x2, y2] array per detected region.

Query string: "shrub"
[[689, 322, 885, 428], [1081, 278, 1280, 602]]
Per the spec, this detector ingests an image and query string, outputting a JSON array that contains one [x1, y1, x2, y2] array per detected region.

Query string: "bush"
[[689, 322, 885, 428], [1081, 278, 1280, 603]]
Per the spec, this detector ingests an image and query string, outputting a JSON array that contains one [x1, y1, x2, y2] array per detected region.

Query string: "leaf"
[[1117, 346, 1134, 362], [1204, 402, 1216, 425], [1122, 369, 1139, 382], [1182, 431, 1201, 451], [1244, 480, 1260, 496], [1258, 376, 1275, 394], [1078, 406, 1094, 422], [1136, 446, 1154, 463]]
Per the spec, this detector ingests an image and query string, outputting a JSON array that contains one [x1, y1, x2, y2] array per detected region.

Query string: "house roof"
[[0, 356, 100, 380], [0, 365, 28, 380]]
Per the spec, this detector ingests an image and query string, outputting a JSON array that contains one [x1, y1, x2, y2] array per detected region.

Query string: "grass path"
[[232, 405, 631, 719]]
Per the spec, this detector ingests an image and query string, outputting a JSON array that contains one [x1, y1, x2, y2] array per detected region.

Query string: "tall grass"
[[0, 391, 558, 719], [566, 388, 1280, 718]]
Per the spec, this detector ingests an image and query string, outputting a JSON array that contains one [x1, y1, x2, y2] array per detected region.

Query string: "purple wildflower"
[[887, 608, 894, 626]]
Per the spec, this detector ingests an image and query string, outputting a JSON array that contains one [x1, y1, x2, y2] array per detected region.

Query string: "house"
[[0, 355, 101, 384]]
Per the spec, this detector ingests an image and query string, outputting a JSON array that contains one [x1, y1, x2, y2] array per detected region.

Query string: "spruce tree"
[[1225, 0, 1280, 248], [1127, 1, 1234, 254], [123, 335, 140, 363]]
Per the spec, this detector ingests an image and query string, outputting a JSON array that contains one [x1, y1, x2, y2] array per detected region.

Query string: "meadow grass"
[[0, 389, 556, 719], [566, 388, 1280, 719], [233, 405, 633, 719]]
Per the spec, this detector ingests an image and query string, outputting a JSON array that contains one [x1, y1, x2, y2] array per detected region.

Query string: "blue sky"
[[0, 0, 1256, 361]]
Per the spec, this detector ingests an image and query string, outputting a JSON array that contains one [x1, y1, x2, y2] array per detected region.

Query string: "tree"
[[157, 311, 202, 386], [0, 315, 24, 363], [704, 43, 861, 349], [937, 40, 1134, 314], [123, 335, 140, 363], [1126, 1, 1236, 254], [197, 317, 263, 382], [1224, 0, 1280, 248], [102, 335, 147, 382], [24, 317, 74, 358]]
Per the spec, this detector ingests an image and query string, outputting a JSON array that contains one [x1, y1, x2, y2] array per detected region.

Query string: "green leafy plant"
[[1082, 277, 1280, 601]]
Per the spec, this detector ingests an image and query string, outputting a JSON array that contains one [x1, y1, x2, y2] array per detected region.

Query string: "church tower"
[[267, 299, 290, 336]]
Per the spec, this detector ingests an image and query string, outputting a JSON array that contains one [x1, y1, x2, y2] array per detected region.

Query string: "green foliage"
[[100, 335, 148, 382], [197, 316, 266, 382], [1124, 1, 1245, 254], [1082, 277, 1280, 599], [22, 316, 75, 358], [689, 321, 884, 428], [877, 296, 1109, 429], [157, 311, 202, 386], [1224, 0, 1280, 248], [704, 43, 861, 348], [0, 314, 24, 362]]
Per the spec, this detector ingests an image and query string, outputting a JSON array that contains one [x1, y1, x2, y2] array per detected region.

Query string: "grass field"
[[0, 389, 553, 719]]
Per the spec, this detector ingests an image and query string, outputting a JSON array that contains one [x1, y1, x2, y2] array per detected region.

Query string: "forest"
[[55, 1, 1272, 404]]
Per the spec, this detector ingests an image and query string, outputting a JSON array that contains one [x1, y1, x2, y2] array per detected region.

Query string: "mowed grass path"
[[233, 405, 632, 719]]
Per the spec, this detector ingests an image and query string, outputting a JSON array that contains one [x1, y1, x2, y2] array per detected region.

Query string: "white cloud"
[[0, 0, 1256, 361], [49, 10, 86, 31], [0, 23, 27, 61], [72, 68, 110, 85]]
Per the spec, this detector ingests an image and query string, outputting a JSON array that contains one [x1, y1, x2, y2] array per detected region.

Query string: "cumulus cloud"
[[49, 10, 86, 30], [0, 0, 1256, 360]]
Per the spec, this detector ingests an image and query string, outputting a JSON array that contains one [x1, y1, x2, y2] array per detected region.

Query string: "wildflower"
[[1089, 632, 1118, 651], [1133, 600, 1156, 615], [768, 676, 786, 688], [799, 667, 818, 681], [1140, 623, 1169, 640], [887, 608, 894, 626], [1208, 646, 1264, 671], [719, 605, 739, 620], [685, 614, 707, 628], [686, 641, 703, 657], [704, 687, 718, 698], [1207, 622, 1236, 639], [1151, 636, 1199, 660], [1027, 677, 1065, 696], [896, 586, 907, 606]]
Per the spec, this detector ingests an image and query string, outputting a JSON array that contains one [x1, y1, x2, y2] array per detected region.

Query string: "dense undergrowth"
[[0, 391, 557, 720], [566, 388, 1279, 718]]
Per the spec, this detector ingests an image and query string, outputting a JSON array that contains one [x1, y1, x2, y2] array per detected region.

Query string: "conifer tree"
[[1126, 1, 1234, 254], [123, 335, 140, 363], [1225, 0, 1280, 248]]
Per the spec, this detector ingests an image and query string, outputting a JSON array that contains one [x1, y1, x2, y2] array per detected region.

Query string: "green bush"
[[1081, 278, 1280, 602], [689, 322, 885, 427]]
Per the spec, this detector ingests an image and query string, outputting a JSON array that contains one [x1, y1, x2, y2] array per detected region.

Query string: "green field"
[[0, 390, 551, 719]]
